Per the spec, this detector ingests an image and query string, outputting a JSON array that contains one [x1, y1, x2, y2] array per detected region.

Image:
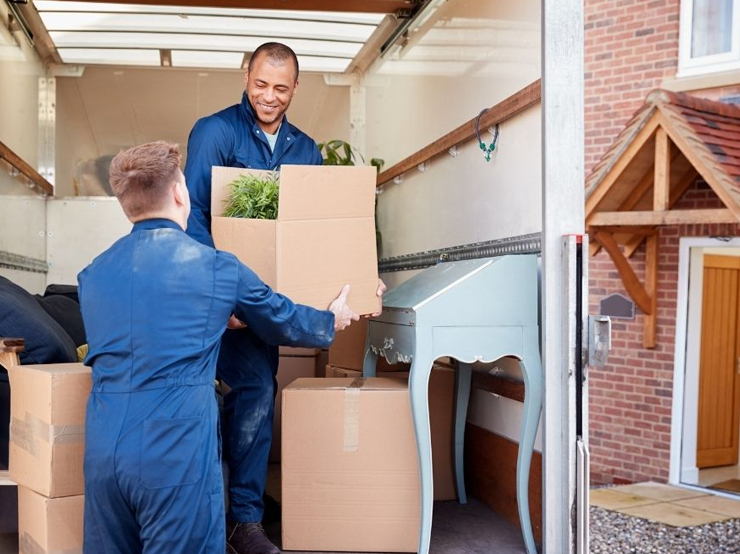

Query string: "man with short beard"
[[183, 43, 336, 554]]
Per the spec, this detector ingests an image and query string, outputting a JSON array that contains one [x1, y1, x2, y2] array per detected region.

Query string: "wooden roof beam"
[[653, 127, 670, 211], [656, 110, 740, 222], [592, 230, 652, 315], [590, 208, 737, 226], [588, 147, 683, 256], [623, 166, 699, 258], [585, 114, 660, 216]]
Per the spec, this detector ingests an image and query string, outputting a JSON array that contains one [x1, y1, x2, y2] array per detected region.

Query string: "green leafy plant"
[[223, 173, 280, 220], [318, 140, 384, 174]]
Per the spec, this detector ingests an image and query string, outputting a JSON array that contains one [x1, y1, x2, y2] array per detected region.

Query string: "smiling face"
[[244, 51, 299, 135]]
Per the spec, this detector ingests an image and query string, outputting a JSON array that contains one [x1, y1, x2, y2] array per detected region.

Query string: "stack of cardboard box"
[[7, 363, 90, 554], [280, 319, 459, 552]]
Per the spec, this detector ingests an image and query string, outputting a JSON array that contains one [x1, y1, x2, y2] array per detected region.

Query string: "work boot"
[[226, 521, 281, 554]]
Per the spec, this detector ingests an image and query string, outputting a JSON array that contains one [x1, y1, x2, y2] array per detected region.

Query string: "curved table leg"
[[408, 346, 434, 554], [517, 330, 543, 554], [454, 361, 472, 504], [362, 347, 379, 378]]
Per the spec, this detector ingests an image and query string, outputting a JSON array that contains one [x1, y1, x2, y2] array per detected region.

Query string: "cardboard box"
[[282, 377, 421, 552], [211, 165, 380, 315], [315, 349, 329, 377], [269, 354, 317, 462], [324, 364, 457, 501], [8, 364, 91, 498], [18, 486, 83, 554], [328, 318, 409, 372]]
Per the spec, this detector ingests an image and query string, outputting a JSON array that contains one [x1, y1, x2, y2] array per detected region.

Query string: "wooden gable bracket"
[[590, 229, 658, 348]]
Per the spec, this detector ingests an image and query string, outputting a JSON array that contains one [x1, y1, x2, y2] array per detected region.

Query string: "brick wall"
[[585, 0, 680, 174], [585, 0, 740, 485], [589, 181, 740, 485]]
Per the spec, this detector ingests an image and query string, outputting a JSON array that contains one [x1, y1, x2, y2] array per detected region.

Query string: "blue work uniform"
[[79, 219, 333, 554], [183, 93, 323, 523]]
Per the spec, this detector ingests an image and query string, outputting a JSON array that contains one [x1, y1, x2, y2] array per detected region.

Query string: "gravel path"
[[590, 506, 740, 554]]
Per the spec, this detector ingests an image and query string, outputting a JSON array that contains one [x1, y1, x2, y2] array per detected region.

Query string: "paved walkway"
[[591, 481, 740, 526]]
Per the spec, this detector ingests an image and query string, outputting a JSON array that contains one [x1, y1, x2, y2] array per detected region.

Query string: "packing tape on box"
[[20, 532, 82, 554], [343, 378, 364, 452], [11, 413, 85, 456]]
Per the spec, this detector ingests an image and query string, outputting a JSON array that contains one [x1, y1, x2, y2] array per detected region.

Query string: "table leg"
[[409, 349, 434, 554], [454, 361, 472, 504], [517, 332, 543, 554], [362, 347, 379, 378]]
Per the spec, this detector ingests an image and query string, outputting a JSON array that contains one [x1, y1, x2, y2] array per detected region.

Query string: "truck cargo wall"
[[55, 68, 350, 197]]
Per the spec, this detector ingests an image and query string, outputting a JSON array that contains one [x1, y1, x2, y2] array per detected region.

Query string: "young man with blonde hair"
[[79, 141, 358, 553]]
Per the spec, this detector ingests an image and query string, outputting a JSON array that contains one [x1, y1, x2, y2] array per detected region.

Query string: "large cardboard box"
[[269, 354, 317, 463], [282, 377, 421, 552], [325, 364, 457, 501], [18, 486, 83, 554], [8, 364, 91, 498], [211, 165, 380, 315], [328, 318, 409, 372]]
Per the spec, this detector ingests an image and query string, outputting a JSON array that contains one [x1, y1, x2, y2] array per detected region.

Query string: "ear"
[[244, 69, 249, 89], [173, 177, 187, 208], [292, 77, 299, 96]]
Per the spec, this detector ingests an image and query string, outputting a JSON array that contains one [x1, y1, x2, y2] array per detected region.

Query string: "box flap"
[[211, 167, 275, 217], [277, 165, 376, 221]]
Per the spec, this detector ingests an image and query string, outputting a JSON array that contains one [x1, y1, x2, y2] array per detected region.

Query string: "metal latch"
[[587, 315, 611, 368]]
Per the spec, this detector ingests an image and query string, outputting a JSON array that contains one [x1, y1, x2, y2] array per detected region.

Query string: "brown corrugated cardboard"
[[328, 318, 409, 372], [18, 486, 83, 554], [8, 364, 91, 498], [324, 364, 457, 501], [282, 377, 420, 552], [211, 165, 380, 315], [269, 355, 317, 463], [314, 349, 329, 377], [279, 346, 319, 357]]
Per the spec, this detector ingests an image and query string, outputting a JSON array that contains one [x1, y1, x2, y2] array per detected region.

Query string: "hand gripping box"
[[211, 165, 380, 315], [8, 363, 91, 498]]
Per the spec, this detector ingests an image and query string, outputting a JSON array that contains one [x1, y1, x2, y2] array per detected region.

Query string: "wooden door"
[[697, 254, 740, 468]]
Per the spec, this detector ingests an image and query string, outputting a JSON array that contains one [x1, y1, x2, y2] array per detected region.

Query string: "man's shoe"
[[226, 522, 280, 554]]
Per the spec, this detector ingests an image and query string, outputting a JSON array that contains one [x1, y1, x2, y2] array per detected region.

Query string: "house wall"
[[589, 182, 740, 485], [586, 0, 740, 484]]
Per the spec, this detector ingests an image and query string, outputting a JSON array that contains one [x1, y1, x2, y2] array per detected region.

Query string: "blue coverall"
[[79, 219, 334, 553], [183, 92, 323, 523]]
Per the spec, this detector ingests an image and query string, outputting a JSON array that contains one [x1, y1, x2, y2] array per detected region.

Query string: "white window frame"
[[678, 0, 740, 77]]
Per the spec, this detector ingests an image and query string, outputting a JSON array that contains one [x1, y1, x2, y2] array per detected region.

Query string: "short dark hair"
[[248, 42, 299, 82], [109, 141, 181, 219]]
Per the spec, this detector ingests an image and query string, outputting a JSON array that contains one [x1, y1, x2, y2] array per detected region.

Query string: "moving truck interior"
[[0, 0, 588, 552]]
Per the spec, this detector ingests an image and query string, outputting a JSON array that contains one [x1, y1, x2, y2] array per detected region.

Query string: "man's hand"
[[328, 284, 360, 332], [227, 315, 247, 329], [365, 278, 387, 318]]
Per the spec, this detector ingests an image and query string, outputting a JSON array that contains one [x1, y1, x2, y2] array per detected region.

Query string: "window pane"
[[691, 0, 734, 58]]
